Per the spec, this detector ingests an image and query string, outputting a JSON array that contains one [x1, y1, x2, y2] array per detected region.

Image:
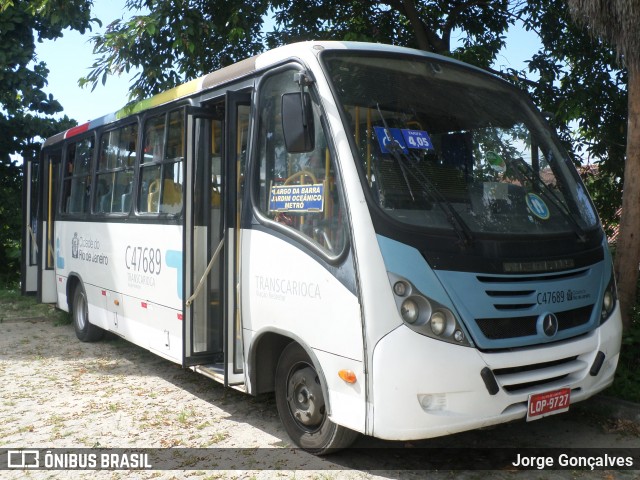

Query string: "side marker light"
[[338, 370, 357, 384]]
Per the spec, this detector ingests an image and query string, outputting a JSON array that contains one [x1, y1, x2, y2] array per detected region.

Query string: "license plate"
[[526, 387, 571, 421]]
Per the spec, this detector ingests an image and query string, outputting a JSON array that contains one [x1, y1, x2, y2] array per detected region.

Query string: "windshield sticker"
[[269, 183, 325, 212], [374, 126, 408, 154], [402, 129, 434, 150], [374, 127, 435, 154], [486, 151, 506, 172], [526, 193, 550, 220]]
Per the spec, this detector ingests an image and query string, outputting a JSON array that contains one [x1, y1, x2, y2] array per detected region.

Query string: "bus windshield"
[[322, 52, 599, 238]]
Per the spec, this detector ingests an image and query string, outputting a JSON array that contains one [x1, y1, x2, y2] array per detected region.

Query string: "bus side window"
[[61, 137, 94, 214], [256, 69, 347, 256], [138, 110, 184, 215], [94, 123, 137, 214]]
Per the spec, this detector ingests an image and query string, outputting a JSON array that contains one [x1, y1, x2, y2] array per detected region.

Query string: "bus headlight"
[[401, 298, 420, 324], [394, 281, 409, 297], [388, 273, 471, 347], [600, 275, 617, 324], [430, 311, 447, 335], [454, 329, 465, 342], [603, 291, 614, 312]]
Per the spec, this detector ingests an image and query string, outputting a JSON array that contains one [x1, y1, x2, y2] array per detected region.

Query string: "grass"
[[0, 287, 70, 325]]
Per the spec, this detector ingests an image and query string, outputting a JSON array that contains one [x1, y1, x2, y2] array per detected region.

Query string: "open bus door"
[[184, 91, 251, 388], [29, 150, 61, 303], [22, 152, 39, 294]]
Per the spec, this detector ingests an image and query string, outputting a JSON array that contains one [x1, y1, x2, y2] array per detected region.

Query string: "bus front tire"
[[275, 342, 358, 454], [72, 284, 104, 342]]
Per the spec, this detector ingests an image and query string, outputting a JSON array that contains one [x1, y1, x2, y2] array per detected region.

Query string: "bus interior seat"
[[148, 179, 183, 213], [163, 180, 183, 210], [427, 131, 473, 201], [121, 183, 132, 212], [211, 188, 221, 207], [107, 182, 127, 213], [98, 190, 111, 213], [417, 162, 469, 202], [94, 180, 110, 213], [68, 184, 88, 213], [373, 132, 471, 207], [440, 131, 473, 173]]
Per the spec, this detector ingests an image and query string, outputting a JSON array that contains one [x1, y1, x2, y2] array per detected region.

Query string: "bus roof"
[[41, 41, 485, 149], [42, 54, 258, 149]]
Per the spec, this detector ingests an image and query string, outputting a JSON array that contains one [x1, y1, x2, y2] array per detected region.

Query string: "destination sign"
[[269, 183, 325, 212]]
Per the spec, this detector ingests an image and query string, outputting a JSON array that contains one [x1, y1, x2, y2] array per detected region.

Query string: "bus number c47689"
[[125, 246, 162, 275], [537, 290, 565, 305]]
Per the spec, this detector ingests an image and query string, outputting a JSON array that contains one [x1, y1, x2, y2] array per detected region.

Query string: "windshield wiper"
[[375, 104, 416, 202], [404, 156, 475, 247], [374, 104, 474, 248]]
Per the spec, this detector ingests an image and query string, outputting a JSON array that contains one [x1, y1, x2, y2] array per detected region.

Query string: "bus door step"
[[192, 364, 246, 392]]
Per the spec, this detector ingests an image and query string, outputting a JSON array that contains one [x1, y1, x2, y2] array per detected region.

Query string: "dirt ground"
[[0, 310, 638, 480]]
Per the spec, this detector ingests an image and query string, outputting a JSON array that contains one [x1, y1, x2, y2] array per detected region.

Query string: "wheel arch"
[[66, 272, 83, 313], [247, 328, 333, 416]]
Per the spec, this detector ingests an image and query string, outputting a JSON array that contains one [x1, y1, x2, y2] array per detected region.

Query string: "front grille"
[[558, 305, 595, 330], [434, 264, 601, 349], [491, 356, 584, 393], [477, 270, 589, 311], [476, 304, 594, 340], [477, 315, 537, 339], [477, 269, 589, 284]]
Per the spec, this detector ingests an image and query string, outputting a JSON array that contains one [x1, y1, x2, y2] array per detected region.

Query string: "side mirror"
[[281, 92, 315, 153]]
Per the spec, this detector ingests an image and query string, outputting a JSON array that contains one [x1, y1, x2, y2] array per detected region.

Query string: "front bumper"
[[371, 305, 622, 440]]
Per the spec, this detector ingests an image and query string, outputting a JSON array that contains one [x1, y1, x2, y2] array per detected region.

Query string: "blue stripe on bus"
[[376, 235, 455, 310]]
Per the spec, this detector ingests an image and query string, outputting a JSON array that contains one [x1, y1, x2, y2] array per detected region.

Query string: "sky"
[[36, 1, 541, 125], [36, 0, 137, 123]]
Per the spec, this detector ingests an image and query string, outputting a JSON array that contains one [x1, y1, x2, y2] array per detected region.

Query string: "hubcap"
[[76, 292, 87, 329], [287, 366, 325, 428]]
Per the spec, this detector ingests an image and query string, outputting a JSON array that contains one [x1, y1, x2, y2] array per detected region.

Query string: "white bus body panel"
[[241, 229, 366, 432], [371, 306, 622, 440], [55, 221, 184, 363]]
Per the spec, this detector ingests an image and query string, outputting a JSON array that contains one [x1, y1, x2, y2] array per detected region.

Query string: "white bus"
[[22, 41, 622, 453]]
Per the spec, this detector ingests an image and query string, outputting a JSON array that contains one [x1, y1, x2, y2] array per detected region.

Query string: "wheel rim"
[[75, 291, 87, 330], [286, 365, 325, 431]]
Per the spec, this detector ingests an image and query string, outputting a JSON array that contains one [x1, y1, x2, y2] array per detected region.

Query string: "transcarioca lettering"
[[255, 275, 321, 299]]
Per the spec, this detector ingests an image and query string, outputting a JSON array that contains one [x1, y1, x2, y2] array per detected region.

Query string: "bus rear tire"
[[72, 284, 104, 342], [275, 342, 358, 454]]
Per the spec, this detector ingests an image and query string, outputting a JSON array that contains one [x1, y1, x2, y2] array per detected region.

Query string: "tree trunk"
[[613, 68, 640, 331], [398, 0, 449, 54]]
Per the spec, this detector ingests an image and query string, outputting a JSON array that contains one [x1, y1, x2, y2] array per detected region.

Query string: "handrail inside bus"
[[284, 170, 317, 185], [185, 237, 225, 308]]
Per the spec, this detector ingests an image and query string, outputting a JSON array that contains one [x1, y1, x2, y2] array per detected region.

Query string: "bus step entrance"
[[192, 364, 247, 392]]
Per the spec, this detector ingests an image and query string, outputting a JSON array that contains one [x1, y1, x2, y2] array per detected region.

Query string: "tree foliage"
[[82, 1, 516, 96], [515, 1, 626, 229], [80, 1, 626, 230], [80, 0, 269, 99], [0, 0, 97, 285], [567, 0, 640, 330]]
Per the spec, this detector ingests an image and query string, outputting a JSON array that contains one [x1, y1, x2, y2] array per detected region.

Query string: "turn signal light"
[[338, 369, 357, 384]]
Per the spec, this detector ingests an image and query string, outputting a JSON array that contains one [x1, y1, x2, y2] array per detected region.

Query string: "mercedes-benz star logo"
[[541, 313, 559, 337]]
